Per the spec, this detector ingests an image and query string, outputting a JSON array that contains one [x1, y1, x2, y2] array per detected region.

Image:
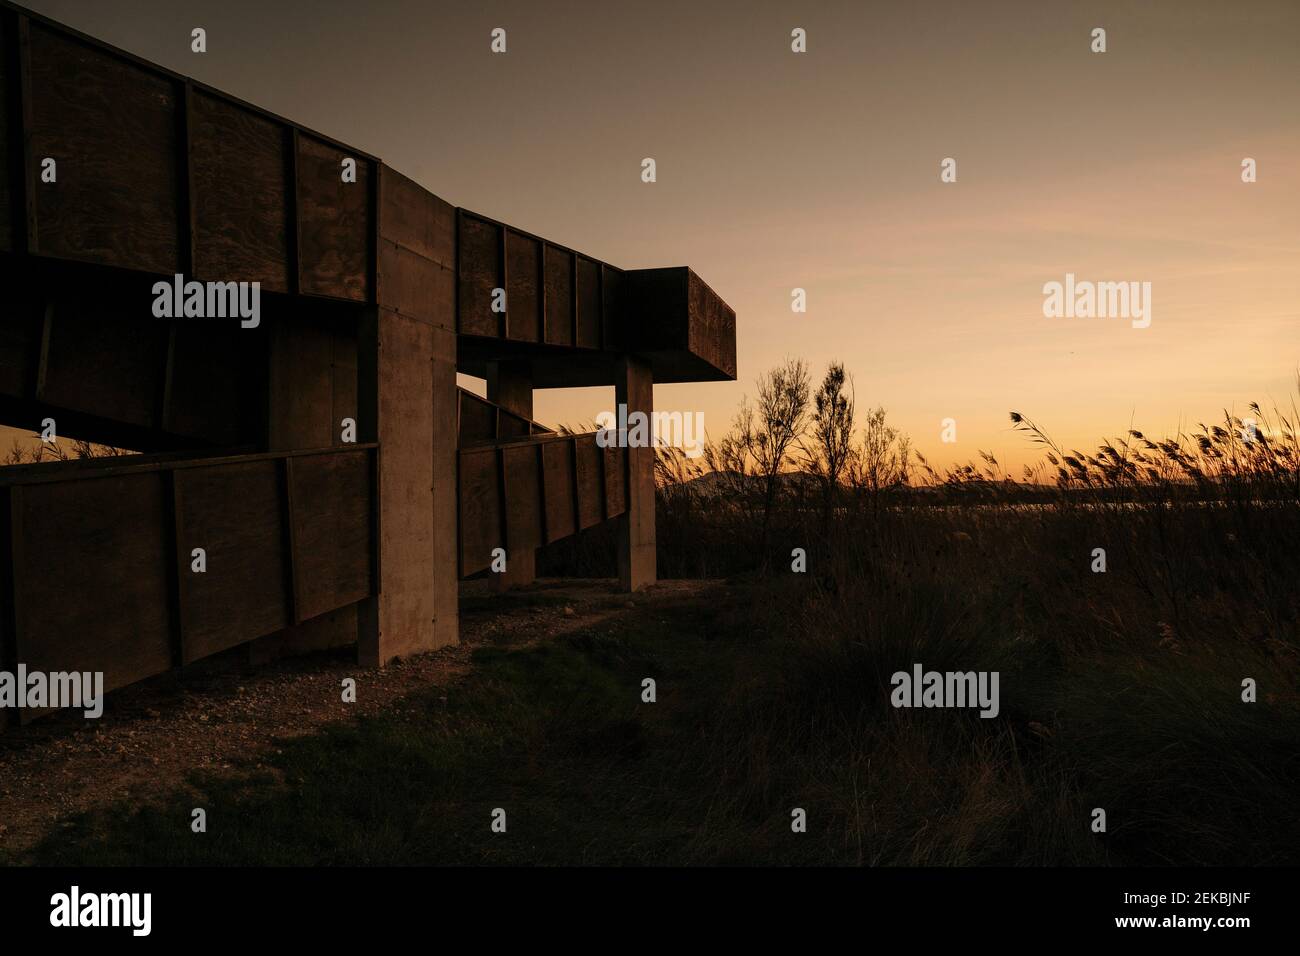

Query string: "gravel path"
[[0, 579, 703, 861]]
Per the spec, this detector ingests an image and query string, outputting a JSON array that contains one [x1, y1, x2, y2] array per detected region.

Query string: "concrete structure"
[[0, 2, 735, 726]]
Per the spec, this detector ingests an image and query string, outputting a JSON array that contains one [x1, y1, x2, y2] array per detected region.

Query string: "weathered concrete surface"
[[617, 355, 656, 591], [486, 359, 534, 421], [487, 358, 538, 591], [265, 313, 356, 452], [356, 166, 459, 666], [431, 324, 459, 648], [358, 306, 435, 665], [248, 605, 356, 666], [251, 313, 359, 663]]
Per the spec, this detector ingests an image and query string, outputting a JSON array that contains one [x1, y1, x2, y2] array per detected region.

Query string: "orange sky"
[[19, 0, 1300, 472]]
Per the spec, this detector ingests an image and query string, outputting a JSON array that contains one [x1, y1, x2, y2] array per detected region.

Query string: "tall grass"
[[637, 381, 1300, 864]]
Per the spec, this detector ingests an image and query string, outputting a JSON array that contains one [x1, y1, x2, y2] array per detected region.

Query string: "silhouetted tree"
[[849, 406, 910, 514], [746, 358, 810, 563], [803, 362, 855, 528]]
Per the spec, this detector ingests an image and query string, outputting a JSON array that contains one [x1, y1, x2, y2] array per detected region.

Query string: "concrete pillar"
[[356, 166, 460, 666], [486, 359, 537, 590], [617, 355, 656, 591]]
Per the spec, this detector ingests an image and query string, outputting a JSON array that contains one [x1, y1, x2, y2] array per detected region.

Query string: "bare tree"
[[701, 402, 761, 527], [745, 358, 810, 560], [803, 362, 855, 527], [849, 406, 910, 513]]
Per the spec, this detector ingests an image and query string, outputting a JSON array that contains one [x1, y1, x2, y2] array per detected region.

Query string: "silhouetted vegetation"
[[20, 365, 1297, 866], [645, 360, 1300, 864], [3, 435, 134, 466]]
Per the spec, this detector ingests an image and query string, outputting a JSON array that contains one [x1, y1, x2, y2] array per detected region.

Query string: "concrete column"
[[617, 354, 656, 591], [356, 165, 460, 666], [486, 359, 537, 590]]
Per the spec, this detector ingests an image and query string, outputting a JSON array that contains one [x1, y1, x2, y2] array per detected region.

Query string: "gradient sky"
[[16, 0, 1300, 473]]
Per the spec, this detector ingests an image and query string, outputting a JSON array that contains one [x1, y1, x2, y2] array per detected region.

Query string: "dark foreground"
[[13, 571, 1297, 867]]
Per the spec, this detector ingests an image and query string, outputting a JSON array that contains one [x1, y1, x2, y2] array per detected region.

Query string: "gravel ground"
[[0, 578, 699, 861]]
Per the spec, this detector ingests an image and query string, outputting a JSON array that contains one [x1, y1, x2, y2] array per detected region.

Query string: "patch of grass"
[[26, 592, 726, 866], [23, 545, 1299, 866]]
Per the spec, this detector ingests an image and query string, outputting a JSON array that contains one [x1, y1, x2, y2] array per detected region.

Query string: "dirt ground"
[[0, 578, 714, 861]]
